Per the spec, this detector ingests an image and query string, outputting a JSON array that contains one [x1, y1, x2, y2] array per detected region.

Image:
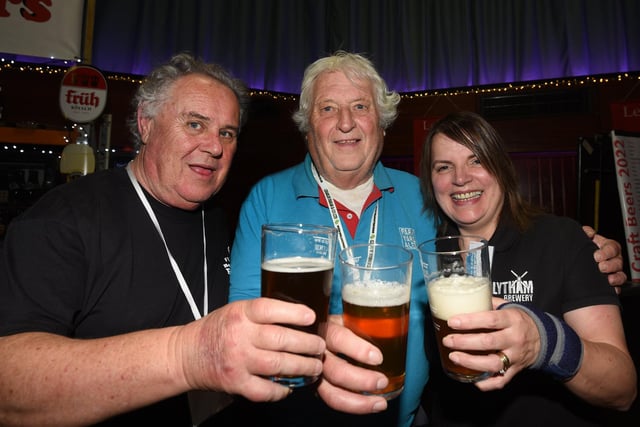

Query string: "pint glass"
[[419, 236, 492, 383], [339, 243, 413, 400], [261, 223, 337, 387]]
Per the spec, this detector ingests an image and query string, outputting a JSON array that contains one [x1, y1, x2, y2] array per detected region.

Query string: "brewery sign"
[[59, 65, 107, 123]]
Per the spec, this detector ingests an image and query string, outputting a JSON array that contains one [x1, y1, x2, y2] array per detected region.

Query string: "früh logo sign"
[[59, 65, 108, 123]]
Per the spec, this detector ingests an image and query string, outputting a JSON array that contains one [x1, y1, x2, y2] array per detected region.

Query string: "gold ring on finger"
[[496, 351, 510, 375]]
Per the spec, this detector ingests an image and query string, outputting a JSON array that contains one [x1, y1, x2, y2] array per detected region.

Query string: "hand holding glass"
[[419, 236, 492, 383], [339, 243, 413, 400], [261, 223, 337, 388]]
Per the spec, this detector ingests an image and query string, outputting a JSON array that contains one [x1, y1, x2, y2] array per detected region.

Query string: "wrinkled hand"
[[583, 225, 627, 289], [442, 298, 541, 391], [316, 315, 388, 414], [177, 298, 325, 402]]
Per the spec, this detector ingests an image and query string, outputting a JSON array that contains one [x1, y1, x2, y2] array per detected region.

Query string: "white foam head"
[[342, 280, 410, 307], [262, 256, 334, 272], [427, 275, 491, 320]]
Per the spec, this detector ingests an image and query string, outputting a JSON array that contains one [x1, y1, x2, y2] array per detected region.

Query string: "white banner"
[[0, 0, 85, 60], [611, 131, 640, 283]]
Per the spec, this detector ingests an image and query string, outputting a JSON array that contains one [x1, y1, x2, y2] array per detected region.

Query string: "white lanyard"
[[311, 163, 379, 254], [126, 164, 208, 320]]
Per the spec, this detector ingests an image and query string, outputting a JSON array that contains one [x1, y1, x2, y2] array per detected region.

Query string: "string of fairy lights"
[[401, 73, 640, 98], [3, 57, 639, 98], [2, 58, 640, 162]]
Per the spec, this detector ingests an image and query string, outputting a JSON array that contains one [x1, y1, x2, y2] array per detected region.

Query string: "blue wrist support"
[[498, 302, 583, 381]]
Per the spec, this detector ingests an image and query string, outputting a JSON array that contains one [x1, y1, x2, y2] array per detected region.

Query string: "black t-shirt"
[[424, 215, 621, 427], [0, 167, 231, 425]]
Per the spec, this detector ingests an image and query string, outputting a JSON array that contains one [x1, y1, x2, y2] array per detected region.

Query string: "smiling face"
[[430, 133, 504, 239], [132, 73, 240, 210], [306, 70, 384, 189]]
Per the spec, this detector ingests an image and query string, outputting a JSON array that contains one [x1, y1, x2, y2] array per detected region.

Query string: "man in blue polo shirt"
[[230, 51, 431, 427]]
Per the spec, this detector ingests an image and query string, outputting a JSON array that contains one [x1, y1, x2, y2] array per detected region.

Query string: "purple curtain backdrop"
[[12, 0, 640, 94]]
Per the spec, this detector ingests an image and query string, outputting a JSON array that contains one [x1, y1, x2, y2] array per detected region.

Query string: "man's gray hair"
[[292, 51, 400, 133], [127, 52, 249, 148]]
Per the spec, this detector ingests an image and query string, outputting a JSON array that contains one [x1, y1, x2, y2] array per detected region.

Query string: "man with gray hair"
[[0, 53, 326, 426], [230, 50, 435, 427]]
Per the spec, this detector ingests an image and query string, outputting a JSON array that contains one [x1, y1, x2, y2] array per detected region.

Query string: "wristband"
[[498, 302, 583, 381]]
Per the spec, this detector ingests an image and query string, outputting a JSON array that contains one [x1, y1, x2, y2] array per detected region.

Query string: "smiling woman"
[[418, 111, 637, 427], [429, 133, 504, 239]]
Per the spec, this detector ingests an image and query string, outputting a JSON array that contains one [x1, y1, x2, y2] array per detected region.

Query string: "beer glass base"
[[445, 370, 491, 383], [268, 375, 319, 388], [363, 386, 404, 400]]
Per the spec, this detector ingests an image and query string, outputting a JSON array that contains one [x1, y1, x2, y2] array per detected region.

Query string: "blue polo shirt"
[[230, 154, 436, 427]]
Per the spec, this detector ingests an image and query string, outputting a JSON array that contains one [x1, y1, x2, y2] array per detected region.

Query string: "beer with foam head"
[[261, 224, 337, 388], [427, 274, 492, 382], [339, 243, 413, 399], [342, 280, 411, 400]]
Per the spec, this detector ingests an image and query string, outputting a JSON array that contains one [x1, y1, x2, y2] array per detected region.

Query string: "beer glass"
[[419, 235, 492, 383], [261, 223, 337, 387], [339, 243, 413, 400]]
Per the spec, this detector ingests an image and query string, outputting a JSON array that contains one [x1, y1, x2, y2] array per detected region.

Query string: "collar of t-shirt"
[[315, 174, 382, 238], [322, 175, 374, 216]]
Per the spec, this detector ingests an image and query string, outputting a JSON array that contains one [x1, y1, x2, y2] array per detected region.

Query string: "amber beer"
[[261, 256, 333, 335], [342, 281, 410, 399], [427, 274, 492, 382]]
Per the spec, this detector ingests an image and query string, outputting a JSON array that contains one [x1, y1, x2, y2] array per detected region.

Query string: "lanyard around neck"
[[311, 163, 379, 252], [126, 164, 208, 320]]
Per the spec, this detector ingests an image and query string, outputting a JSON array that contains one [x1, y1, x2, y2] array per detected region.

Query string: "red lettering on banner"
[[613, 134, 640, 280], [0, 0, 50, 22], [0, 0, 22, 18], [611, 101, 640, 133], [21, 0, 51, 23], [630, 233, 640, 273], [623, 105, 640, 118]]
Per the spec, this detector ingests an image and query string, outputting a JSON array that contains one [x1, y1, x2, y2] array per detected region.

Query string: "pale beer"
[[342, 280, 410, 399], [427, 274, 492, 382]]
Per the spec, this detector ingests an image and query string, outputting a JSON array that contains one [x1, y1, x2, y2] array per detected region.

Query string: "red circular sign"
[[59, 65, 108, 123]]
